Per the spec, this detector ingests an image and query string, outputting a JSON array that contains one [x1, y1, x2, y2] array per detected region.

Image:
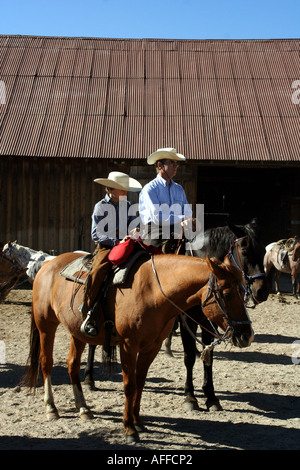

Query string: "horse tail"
[[20, 309, 41, 390], [102, 320, 117, 373]]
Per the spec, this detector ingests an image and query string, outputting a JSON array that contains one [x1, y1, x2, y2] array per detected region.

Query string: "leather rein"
[[228, 236, 266, 306], [150, 255, 251, 362]]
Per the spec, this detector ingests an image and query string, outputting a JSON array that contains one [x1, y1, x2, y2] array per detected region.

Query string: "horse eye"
[[223, 291, 232, 300]]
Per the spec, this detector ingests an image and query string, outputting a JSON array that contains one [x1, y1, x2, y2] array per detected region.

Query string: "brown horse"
[[23, 251, 253, 444], [264, 239, 300, 298], [0, 243, 26, 302]]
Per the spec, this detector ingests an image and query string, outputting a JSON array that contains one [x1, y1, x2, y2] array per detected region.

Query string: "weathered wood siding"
[[0, 156, 197, 254]]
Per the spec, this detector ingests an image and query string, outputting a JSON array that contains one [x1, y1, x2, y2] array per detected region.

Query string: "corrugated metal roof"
[[0, 35, 299, 162]]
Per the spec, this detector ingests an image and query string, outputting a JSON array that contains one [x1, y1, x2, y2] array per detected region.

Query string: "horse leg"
[[291, 270, 298, 299], [164, 331, 173, 356], [201, 328, 222, 411], [119, 344, 139, 443], [67, 335, 93, 420], [164, 317, 178, 356], [39, 326, 60, 421], [274, 270, 281, 295], [133, 344, 162, 432], [84, 344, 96, 389], [179, 315, 200, 411]]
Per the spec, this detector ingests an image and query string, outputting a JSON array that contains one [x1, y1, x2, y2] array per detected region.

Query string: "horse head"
[[227, 218, 269, 305], [201, 255, 254, 349], [2, 241, 31, 269], [0, 247, 26, 301]]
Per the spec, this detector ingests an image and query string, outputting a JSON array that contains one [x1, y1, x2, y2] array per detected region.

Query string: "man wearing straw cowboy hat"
[[139, 148, 194, 253], [80, 171, 142, 337]]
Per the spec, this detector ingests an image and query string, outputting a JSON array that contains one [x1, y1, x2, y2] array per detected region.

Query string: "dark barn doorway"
[[197, 165, 300, 245]]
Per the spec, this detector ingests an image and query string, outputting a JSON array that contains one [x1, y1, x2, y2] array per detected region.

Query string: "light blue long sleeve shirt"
[[139, 174, 192, 227]]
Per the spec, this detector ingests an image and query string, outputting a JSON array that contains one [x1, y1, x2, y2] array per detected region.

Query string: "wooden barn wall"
[[0, 156, 197, 255]]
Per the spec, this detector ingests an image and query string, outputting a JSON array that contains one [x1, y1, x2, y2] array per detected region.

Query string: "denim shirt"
[[139, 174, 192, 227], [91, 194, 137, 247]]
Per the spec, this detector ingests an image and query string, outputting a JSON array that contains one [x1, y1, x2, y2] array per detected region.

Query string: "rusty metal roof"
[[0, 36, 299, 162]]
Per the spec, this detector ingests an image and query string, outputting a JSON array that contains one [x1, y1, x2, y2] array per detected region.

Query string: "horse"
[[0, 243, 26, 302], [84, 218, 269, 410], [22, 251, 253, 444], [2, 241, 56, 281], [178, 218, 269, 411], [264, 238, 300, 298]]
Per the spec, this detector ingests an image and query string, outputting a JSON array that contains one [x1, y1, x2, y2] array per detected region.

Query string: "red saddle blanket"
[[108, 239, 162, 266]]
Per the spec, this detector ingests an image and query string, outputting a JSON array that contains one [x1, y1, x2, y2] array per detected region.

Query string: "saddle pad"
[[60, 251, 148, 286], [111, 250, 148, 286], [60, 255, 92, 284]]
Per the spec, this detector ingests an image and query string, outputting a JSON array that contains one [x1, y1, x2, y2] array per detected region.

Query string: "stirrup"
[[80, 311, 98, 337]]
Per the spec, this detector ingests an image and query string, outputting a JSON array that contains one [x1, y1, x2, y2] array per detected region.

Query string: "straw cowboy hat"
[[147, 147, 186, 165], [94, 172, 142, 192]]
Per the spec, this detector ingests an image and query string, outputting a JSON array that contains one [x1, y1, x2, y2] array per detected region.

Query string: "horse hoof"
[[206, 399, 223, 411], [125, 433, 139, 445], [83, 380, 96, 391], [80, 409, 93, 420], [165, 350, 174, 357], [184, 399, 200, 412], [46, 411, 60, 421]]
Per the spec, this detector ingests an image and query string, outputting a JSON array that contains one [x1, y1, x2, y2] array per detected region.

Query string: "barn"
[[0, 35, 299, 254]]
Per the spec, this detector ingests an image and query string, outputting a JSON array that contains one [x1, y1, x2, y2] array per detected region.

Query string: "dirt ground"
[[0, 285, 299, 451]]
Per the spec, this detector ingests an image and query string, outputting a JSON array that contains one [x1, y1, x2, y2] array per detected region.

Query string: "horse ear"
[[205, 255, 225, 280]]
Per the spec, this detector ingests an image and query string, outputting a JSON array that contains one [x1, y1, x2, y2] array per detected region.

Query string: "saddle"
[[276, 237, 297, 252], [60, 250, 148, 287], [275, 237, 297, 268]]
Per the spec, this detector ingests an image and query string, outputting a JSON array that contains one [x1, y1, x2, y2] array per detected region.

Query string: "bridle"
[[228, 236, 266, 305], [151, 255, 251, 362], [202, 272, 251, 327]]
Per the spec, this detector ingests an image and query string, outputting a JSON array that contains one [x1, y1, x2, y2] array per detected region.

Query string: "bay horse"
[[179, 218, 269, 411], [264, 238, 300, 298], [22, 251, 253, 444], [0, 243, 26, 302]]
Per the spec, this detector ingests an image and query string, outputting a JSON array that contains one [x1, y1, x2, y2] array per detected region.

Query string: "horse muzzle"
[[251, 279, 269, 304], [232, 326, 254, 348]]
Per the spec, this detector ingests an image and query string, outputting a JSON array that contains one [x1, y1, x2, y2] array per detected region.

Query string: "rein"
[[150, 255, 249, 364], [228, 237, 266, 306]]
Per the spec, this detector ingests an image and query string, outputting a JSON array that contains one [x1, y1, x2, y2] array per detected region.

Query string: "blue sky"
[[1, 0, 299, 40]]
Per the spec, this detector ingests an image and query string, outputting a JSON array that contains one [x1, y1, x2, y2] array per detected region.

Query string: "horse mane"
[[208, 219, 261, 253], [208, 226, 233, 253]]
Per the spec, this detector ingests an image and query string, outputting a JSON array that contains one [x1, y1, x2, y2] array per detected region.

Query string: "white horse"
[[3, 241, 90, 283], [2, 241, 56, 282], [2, 241, 91, 283]]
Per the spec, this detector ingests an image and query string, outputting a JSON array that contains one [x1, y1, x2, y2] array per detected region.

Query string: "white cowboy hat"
[[94, 171, 142, 192], [147, 147, 186, 165]]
